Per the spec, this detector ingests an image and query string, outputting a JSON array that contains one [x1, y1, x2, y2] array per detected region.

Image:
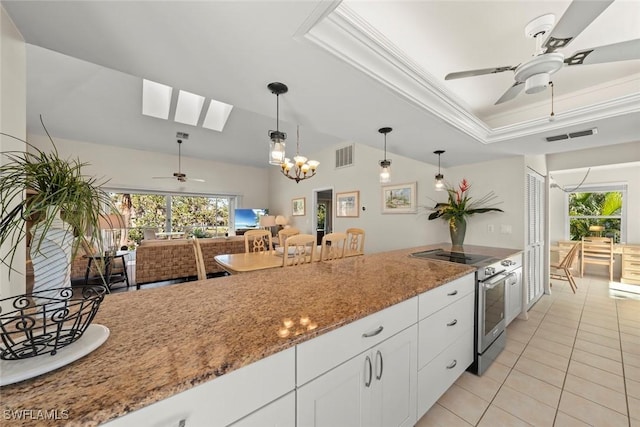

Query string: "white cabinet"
[[506, 266, 523, 325], [416, 273, 475, 420], [102, 348, 295, 427], [229, 392, 295, 427], [297, 325, 417, 427]]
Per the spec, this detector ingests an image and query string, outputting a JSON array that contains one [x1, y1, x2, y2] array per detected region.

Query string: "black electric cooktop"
[[410, 249, 494, 265]]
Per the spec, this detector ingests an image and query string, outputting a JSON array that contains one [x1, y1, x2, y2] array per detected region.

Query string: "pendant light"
[[267, 82, 287, 165], [434, 150, 445, 191], [378, 127, 392, 183]]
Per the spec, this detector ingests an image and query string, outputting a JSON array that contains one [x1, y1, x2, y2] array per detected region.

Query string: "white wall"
[[446, 156, 526, 250], [26, 135, 270, 208], [268, 142, 449, 254], [0, 5, 26, 297]]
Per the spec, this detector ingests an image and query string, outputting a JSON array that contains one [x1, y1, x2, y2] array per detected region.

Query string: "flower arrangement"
[[428, 178, 503, 240]]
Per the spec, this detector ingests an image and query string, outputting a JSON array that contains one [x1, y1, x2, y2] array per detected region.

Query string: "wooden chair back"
[[581, 237, 614, 281], [550, 242, 580, 293], [244, 229, 272, 253], [345, 228, 365, 256], [282, 234, 315, 267], [278, 227, 300, 246], [320, 232, 348, 261], [192, 238, 207, 280]]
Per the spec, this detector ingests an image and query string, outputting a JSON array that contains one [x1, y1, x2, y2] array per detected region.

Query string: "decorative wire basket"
[[0, 286, 106, 360]]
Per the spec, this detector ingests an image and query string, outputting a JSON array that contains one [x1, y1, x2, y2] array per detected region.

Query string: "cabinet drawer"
[[103, 347, 295, 427], [419, 273, 475, 320], [417, 329, 473, 419], [623, 259, 640, 272], [418, 292, 474, 369], [623, 246, 640, 256], [297, 297, 417, 386]]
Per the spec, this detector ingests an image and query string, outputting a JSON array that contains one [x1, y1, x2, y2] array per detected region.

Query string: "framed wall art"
[[382, 182, 417, 214], [292, 197, 306, 216], [336, 190, 359, 218]]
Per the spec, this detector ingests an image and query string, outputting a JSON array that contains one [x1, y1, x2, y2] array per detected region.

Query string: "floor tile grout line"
[[614, 289, 633, 427]]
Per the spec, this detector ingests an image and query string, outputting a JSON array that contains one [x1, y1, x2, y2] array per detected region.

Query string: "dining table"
[[214, 251, 284, 274]]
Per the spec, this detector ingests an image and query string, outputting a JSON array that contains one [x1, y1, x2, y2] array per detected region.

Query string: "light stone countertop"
[[1, 243, 519, 426]]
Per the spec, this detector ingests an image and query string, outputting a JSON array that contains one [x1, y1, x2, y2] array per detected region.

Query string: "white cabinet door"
[[370, 325, 417, 427], [297, 353, 366, 427], [297, 325, 417, 427]]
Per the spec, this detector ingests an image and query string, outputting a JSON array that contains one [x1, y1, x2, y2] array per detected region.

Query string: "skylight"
[[141, 79, 233, 131], [202, 99, 234, 132], [174, 90, 205, 126], [142, 79, 172, 120]]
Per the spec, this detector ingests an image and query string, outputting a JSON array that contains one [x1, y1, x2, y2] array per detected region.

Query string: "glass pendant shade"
[[267, 82, 288, 166], [269, 133, 286, 165], [379, 160, 391, 183]]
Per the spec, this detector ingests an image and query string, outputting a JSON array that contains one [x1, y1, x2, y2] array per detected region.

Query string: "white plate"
[[0, 324, 110, 386]]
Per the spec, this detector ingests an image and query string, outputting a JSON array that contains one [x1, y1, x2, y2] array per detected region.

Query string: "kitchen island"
[[1, 244, 520, 426]]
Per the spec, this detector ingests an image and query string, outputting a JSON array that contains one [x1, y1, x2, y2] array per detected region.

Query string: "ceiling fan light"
[[525, 72, 550, 94]]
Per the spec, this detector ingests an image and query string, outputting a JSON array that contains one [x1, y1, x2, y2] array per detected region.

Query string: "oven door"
[[478, 272, 507, 353]]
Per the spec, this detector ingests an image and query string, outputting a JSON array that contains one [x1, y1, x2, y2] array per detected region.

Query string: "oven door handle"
[[483, 273, 507, 290]]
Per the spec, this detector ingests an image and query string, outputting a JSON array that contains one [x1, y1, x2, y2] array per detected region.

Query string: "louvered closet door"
[[526, 169, 545, 307]]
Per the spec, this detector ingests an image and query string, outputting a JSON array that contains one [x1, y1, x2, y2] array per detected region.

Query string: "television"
[[234, 208, 269, 233]]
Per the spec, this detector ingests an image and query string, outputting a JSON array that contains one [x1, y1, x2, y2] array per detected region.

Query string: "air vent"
[[335, 144, 354, 168], [545, 127, 597, 142], [176, 131, 189, 139]]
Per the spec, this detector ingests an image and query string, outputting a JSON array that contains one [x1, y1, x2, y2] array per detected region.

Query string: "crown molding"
[[301, 3, 640, 145]]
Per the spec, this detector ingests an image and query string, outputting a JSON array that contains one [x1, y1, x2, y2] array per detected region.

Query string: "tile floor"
[[416, 275, 640, 427]]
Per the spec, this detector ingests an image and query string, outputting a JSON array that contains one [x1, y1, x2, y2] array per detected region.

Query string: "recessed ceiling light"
[[202, 99, 234, 132], [142, 79, 172, 120], [174, 90, 205, 126]]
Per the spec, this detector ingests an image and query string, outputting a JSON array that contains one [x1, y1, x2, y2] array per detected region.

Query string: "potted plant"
[[1, 125, 116, 293], [428, 178, 503, 247]]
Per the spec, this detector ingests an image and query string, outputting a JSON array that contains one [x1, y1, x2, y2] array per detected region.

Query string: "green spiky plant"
[[1, 119, 116, 277]]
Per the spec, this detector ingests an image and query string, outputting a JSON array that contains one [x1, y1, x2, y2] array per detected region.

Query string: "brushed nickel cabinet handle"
[[364, 356, 373, 387], [375, 350, 383, 380], [446, 360, 457, 369], [362, 326, 384, 338], [447, 290, 458, 296], [447, 319, 458, 327]]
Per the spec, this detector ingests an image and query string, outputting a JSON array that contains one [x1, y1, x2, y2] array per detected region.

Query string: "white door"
[[525, 169, 545, 307]]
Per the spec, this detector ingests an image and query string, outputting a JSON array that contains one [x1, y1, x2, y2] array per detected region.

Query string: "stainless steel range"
[[411, 248, 521, 375]]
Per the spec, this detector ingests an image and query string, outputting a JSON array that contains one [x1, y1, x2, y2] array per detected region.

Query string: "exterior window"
[[109, 192, 233, 246], [567, 185, 626, 243]]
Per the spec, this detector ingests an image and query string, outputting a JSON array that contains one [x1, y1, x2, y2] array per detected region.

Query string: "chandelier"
[[267, 82, 287, 165], [280, 126, 319, 183]]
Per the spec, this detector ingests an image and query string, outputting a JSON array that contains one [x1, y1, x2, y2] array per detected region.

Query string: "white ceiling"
[[2, 0, 639, 170]]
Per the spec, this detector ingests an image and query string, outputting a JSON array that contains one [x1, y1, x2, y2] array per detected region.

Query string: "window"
[[109, 192, 235, 246], [566, 184, 626, 243]]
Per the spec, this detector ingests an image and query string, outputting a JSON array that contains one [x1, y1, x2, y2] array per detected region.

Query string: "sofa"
[[135, 237, 245, 286]]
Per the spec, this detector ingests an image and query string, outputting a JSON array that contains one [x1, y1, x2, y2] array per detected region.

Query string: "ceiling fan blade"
[[543, 0, 613, 52], [152, 176, 175, 180], [495, 82, 525, 105], [565, 39, 640, 66], [189, 178, 206, 183], [445, 66, 516, 80]]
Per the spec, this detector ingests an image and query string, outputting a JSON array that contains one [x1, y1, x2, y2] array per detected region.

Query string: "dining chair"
[[192, 238, 207, 281], [345, 228, 365, 257], [277, 227, 300, 247], [581, 236, 614, 281], [282, 234, 316, 267], [550, 242, 580, 293], [320, 232, 348, 261], [244, 229, 272, 253]]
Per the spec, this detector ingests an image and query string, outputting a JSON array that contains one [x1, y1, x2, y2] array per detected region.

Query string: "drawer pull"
[[447, 319, 458, 327], [362, 326, 384, 338], [447, 290, 458, 296], [364, 356, 373, 387], [446, 360, 458, 370], [375, 350, 383, 380]]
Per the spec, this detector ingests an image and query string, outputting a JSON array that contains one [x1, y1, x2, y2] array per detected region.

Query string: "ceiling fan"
[[153, 139, 205, 183], [445, 0, 640, 105]]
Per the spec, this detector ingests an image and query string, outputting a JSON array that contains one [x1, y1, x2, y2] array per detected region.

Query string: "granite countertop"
[[1, 243, 519, 426]]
